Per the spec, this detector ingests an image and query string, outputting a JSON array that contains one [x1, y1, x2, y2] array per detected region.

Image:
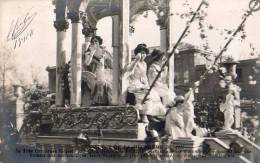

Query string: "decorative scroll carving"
[[130, 0, 168, 24], [51, 106, 138, 130], [81, 0, 168, 24], [85, 0, 120, 25], [23, 106, 138, 138], [24, 111, 42, 136]]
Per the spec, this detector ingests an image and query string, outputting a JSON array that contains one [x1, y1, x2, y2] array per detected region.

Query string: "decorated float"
[[7, 0, 260, 162]]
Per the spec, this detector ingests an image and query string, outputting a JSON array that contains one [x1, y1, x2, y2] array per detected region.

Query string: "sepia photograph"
[[1, 0, 260, 162]]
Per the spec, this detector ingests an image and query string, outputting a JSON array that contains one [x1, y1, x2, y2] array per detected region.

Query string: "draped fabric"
[[183, 89, 196, 136], [83, 47, 113, 105], [220, 93, 235, 130], [165, 107, 185, 139]]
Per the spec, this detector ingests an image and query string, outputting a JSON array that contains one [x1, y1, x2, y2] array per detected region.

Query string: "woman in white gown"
[[145, 49, 168, 118], [147, 49, 175, 107], [165, 96, 186, 139], [124, 44, 150, 122]]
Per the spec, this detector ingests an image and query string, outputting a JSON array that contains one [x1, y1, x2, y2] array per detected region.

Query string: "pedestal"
[[234, 107, 241, 129], [171, 137, 204, 157], [215, 129, 241, 137], [16, 99, 24, 131]]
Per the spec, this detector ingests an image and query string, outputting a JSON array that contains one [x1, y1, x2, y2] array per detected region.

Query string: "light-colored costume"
[[126, 60, 149, 105], [183, 89, 197, 137], [165, 106, 185, 139], [83, 46, 112, 105], [220, 91, 235, 130], [147, 63, 175, 106], [143, 63, 169, 116], [219, 83, 240, 130]]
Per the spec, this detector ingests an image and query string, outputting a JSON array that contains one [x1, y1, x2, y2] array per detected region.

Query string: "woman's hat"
[[134, 43, 149, 55]]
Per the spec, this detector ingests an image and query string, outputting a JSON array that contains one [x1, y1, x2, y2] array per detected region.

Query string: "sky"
[[1, 0, 260, 85]]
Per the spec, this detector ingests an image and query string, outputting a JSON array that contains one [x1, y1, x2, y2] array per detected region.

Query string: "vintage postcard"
[[1, 0, 260, 162]]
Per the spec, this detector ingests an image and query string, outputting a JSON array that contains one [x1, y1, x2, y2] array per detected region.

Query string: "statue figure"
[[219, 75, 241, 130], [183, 88, 197, 137], [83, 36, 113, 106], [165, 96, 185, 139], [124, 43, 150, 122], [220, 88, 235, 130]]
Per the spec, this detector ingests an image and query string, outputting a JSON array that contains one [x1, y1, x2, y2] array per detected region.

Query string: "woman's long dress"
[[165, 107, 185, 139], [147, 63, 175, 106], [84, 47, 112, 105]]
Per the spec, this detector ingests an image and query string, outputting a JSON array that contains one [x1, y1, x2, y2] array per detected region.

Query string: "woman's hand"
[[89, 44, 97, 53], [135, 53, 142, 62]]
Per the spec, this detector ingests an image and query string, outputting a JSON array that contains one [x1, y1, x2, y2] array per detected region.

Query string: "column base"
[[70, 104, 81, 108]]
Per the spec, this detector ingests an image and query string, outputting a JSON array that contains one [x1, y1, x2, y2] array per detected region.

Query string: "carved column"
[[118, 0, 131, 104], [54, 0, 69, 106], [81, 18, 97, 106], [68, 11, 82, 107], [157, 0, 175, 94], [167, 0, 175, 93], [111, 15, 120, 104], [159, 25, 167, 52]]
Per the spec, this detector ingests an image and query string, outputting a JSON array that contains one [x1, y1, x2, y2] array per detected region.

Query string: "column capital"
[[157, 19, 167, 30], [67, 11, 81, 23], [82, 26, 97, 37], [81, 15, 97, 37], [54, 19, 69, 32]]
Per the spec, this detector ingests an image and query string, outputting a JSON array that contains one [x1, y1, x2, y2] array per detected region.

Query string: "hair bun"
[[134, 43, 149, 55]]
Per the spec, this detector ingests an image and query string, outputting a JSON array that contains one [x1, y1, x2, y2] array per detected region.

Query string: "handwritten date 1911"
[[6, 8, 37, 49]]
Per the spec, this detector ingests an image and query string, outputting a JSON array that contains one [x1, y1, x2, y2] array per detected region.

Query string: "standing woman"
[[83, 36, 112, 105]]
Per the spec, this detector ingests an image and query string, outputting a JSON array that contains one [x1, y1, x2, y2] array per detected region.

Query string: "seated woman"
[[147, 49, 175, 106], [144, 49, 168, 135], [83, 36, 113, 106], [124, 43, 150, 122]]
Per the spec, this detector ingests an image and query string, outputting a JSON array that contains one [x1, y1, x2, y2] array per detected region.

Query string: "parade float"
[[6, 0, 260, 162]]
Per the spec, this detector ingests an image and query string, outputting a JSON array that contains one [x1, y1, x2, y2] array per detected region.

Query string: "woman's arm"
[[123, 54, 141, 75], [84, 45, 96, 66], [148, 64, 158, 85]]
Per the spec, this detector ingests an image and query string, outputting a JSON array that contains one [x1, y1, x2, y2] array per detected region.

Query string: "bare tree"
[[0, 44, 16, 103]]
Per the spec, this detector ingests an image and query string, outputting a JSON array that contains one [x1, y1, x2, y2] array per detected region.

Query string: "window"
[[236, 68, 243, 82], [184, 70, 189, 84]]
